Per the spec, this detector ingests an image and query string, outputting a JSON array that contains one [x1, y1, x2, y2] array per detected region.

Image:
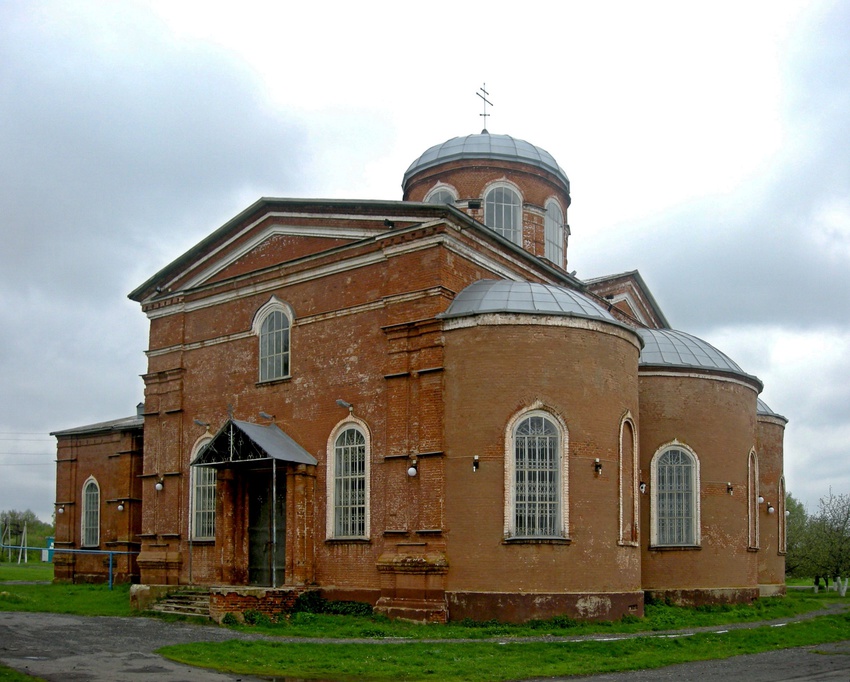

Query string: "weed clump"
[[292, 591, 373, 617]]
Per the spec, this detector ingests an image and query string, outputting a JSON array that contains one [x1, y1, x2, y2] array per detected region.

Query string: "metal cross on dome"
[[477, 83, 493, 133]]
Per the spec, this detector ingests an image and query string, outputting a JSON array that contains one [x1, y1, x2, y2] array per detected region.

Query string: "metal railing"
[[0, 542, 139, 590]]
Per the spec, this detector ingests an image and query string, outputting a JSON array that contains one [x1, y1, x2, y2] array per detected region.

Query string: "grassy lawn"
[[0, 563, 53, 582], [0, 578, 847, 681], [0, 582, 132, 617], [158, 611, 850, 682], [0, 662, 46, 681]]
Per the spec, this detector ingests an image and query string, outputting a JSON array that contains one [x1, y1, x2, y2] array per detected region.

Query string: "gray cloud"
[[0, 2, 312, 519], [582, 3, 850, 335]]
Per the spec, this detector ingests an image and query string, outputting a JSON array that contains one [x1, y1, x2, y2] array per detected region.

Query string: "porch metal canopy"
[[191, 419, 317, 468]]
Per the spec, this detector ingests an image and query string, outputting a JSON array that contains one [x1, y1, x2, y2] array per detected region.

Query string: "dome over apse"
[[439, 279, 616, 324], [637, 328, 762, 388], [403, 132, 570, 194]]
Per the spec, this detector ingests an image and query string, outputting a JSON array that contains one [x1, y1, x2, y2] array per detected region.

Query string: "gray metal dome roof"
[[638, 328, 761, 386], [757, 398, 788, 422], [403, 132, 570, 192], [440, 279, 616, 323]]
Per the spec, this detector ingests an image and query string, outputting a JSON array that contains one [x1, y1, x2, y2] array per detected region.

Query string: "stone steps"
[[149, 588, 211, 619]]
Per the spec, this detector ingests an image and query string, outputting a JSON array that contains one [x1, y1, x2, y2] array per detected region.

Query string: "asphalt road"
[[1, 610, 850, 681]]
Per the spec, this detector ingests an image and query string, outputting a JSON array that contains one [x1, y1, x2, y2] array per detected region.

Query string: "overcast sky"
[[1, 1, 848, 523]]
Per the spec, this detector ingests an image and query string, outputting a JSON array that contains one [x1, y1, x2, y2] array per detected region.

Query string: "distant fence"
[[0, 541, 138, 590]]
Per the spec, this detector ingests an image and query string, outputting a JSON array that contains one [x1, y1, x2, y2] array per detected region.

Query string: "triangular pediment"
[[584, 270, 669, 329], [129, 199, 423, 303]]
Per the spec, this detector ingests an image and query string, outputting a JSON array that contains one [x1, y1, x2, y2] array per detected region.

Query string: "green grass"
[[0, 582, 132, 617], [0, 662, 45, 681], [0, 562, 53, 582], [158, 611, 850, 681]]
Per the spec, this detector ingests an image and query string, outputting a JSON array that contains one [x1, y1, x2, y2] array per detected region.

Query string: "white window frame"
[[326, 418, 371, 540], [425, 183, 458, 205], [544, 198, 565, 266], [778, 476, 787, 554], [251, 296, 294, 383], [748, 449, 759, 550], [484, 182, 523, 245], [190, 437, 216, 541], [504, 406, 569, 539], [650, 442, 701, 547], [618, 413, 639, 546], [81, 476, 100, 547]]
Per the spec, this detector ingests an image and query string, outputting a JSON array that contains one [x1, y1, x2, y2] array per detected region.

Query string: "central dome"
[[403, 132, 570, 193]]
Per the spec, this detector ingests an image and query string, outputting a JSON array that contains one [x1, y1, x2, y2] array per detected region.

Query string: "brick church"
[[52, 129, 788, 622]]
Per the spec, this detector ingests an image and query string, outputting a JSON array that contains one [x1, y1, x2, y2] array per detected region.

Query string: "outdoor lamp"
[[407, 459, 418, 477]]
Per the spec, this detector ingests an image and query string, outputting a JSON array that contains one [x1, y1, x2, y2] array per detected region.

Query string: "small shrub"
[[549, 615, 578, 629], [290, 611, 318, 625], [0, 591, 27, 604], [324, 600, 373, 617], [243, 609, 273, 627], [221, 612, 238, 626], [290, 591, 373, 617], [292, 590, 326, 614]]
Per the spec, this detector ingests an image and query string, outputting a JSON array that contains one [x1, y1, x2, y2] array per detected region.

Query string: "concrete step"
[[150, 589, 211, 620]]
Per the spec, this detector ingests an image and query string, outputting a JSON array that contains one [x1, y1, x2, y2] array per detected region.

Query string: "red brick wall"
[[441, 318, 643, 614], [757, 416, 787, 590], [639, 372, 760, 601], [54, 426, 143, 583]]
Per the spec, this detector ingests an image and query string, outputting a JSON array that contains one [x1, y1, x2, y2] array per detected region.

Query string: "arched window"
[[191, 439, 216, 541], [544, 200, 565, 265], [778, 476, 787, 554], [327, 421, 370, 539], [748, 449, 759, 550], [484, 185, 522, 245], [619, 415, 638, 545], [505, 409, 568, 538], [651, 444, 700, 546], [81, 477, 100, 547], [252, 297, 293, 382], [425, 185, 457, 205]]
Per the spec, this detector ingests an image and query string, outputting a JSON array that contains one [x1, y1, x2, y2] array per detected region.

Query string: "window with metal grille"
[[192, 465, 216, 540], [259, 309, 290, 382], [544, 200, 564, 265], [654, 448, 698, 545], [484, 185, 522, 244], [81, 479, 99, 547], [333, 427, 367, 538], [514, 414, 560, 537]]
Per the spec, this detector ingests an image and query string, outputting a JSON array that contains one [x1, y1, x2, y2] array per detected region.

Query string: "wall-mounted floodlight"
[[117, 501, 125, 512], [594, 458, 603, 475], [473, 455, 479, 472], [639, 482, 647, 494], [336, 399, 354, 414], [194, 418, 210, 428], [767, 503, 775, 514], [407, 459, 418, 477], [727, 482, 734, 495], [57, 505, 65, 515], [758, 496, 765, 505], [155, 478, 164, 492], [259, 411, 275, 421]]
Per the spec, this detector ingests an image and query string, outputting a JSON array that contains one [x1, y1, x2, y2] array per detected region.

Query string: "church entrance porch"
[[247, 466, 286, 587], [191, 418, 318, 589]]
